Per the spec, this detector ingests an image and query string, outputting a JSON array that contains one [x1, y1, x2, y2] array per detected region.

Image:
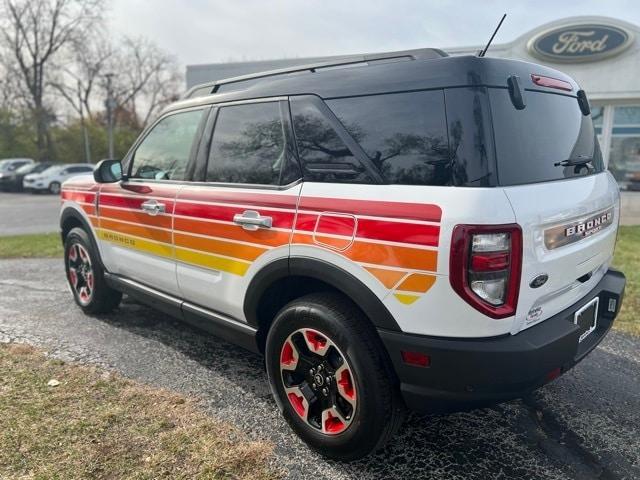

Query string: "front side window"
[[130, 109, 204, 181], [327, 91, 450, 185], [206, 102, 297, 185]]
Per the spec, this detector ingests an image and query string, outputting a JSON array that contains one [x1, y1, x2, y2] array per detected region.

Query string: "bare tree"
[[108, 36, 182, 129], [50, 33, 112, 161], [0, 0, 103, 160]]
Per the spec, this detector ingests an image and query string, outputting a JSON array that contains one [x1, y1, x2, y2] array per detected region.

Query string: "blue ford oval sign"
[[528, 23, 634, 63]]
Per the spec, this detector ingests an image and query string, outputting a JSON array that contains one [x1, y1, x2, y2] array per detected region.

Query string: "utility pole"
[[104, 73, 116, 159]]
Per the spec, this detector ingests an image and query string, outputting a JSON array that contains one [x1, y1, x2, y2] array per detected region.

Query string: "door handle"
[[141, 200, 166, 216], [233, 210, 272, 230]]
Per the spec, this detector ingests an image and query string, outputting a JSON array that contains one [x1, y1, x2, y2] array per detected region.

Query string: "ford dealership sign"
[[528, 23, 634, 62]]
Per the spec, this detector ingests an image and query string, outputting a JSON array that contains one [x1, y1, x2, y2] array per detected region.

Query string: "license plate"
[[574, 297, 599, 343]]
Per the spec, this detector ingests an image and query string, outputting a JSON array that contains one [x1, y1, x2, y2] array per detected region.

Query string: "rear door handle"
[[233, 210, 272, 230], [141, 200, 166, 216]]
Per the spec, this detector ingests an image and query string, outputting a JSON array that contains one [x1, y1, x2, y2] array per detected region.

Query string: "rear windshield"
[[489, 89, 604, 186]]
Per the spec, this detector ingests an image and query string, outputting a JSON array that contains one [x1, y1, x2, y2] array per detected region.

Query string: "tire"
[[64, 227, 122, 314], [49, 181, 61, 195], [265, 292, 405, 460]]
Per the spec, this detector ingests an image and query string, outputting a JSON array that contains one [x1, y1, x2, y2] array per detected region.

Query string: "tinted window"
[[290, 96, 373, 184], [66, 166, 92, 173], [444, 87, 497, 187], [207, 102, 297, 185], [489, 89, 604, 185], [131, 109, 204, 181], [327, 91, 450, 185]]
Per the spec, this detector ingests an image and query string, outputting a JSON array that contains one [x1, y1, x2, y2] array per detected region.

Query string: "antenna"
[[478, 13, 507, 57]]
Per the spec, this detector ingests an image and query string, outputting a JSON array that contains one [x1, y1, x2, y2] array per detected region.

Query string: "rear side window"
[[326, 91, 450, 185], [489, 89, 604, 185], [207, 102, 299, 185], [289, 96, 374, 184]]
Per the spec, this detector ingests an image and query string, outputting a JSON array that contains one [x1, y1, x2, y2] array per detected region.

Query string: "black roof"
[[168, 52, 581, 114]]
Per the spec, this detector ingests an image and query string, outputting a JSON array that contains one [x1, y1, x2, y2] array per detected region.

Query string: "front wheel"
[[265, 292, 405, 460], [64, 227, 122, 314]]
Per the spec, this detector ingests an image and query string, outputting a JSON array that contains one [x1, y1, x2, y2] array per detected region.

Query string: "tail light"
[[450, 224, 522, 319]]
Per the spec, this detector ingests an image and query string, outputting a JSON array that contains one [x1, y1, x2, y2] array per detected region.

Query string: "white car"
[[23, 163, 94, 194], [59, 51, 626, 460], [0, 158, 34, 185]]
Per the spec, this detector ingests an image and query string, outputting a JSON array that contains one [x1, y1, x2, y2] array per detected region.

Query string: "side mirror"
[[94, 159, 123, 183]]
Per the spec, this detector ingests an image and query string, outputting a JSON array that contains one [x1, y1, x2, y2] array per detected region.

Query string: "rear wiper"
[[554, 157, 592, 167]]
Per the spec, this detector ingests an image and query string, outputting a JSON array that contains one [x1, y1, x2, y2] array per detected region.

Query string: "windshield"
[[40, 165, 62, 175], [489, 89, 604, 186]]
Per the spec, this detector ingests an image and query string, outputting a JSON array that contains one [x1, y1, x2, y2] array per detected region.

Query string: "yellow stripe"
[[175, 247, 250, 276], [97, 229, 173, 258], [393, 293, 420, 305]]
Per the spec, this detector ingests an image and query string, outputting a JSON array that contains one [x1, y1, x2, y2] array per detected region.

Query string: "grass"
[[0, 226, 637, 335], [611, 226, 640, 336], [0, 343, 281, 480], [0, 232, 62, 258]]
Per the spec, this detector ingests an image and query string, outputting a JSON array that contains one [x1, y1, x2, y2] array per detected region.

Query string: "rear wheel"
[[64, 227, 121, 314], [49, 181, 61, 194], [265, 292, 405, 460]]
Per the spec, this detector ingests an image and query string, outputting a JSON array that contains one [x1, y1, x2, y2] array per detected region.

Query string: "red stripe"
[[299, 197, 442, 222], [357, 219, 440, 247], [61, 190, 96, 204], [99, 194, 175, 214], [175, 202, 295, 228], [177, 190, 297, 210], [100, 182, 179, 199]]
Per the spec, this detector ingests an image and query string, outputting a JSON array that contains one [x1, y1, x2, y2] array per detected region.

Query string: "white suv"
[[59, 50, 626, 460], [24, 163, 94, 194]]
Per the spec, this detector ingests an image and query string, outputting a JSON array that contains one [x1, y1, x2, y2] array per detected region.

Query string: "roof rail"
[[183, 48, 448, 99]]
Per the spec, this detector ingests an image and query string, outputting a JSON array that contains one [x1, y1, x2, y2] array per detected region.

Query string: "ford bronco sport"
[[59, 48, 626, 460]]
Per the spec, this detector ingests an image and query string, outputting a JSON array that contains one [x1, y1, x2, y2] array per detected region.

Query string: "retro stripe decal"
[[64, 186, 442, 304]]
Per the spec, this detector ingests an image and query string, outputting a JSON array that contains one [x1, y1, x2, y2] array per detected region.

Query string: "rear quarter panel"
[[292, 183, 517, 337]]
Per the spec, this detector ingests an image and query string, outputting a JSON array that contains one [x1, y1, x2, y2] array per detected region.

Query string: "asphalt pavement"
[[1, 258, 639, 479], [0, 192, 60, 235]]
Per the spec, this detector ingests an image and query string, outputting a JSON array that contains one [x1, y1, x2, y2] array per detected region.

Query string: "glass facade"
[[608, 106, 640, 190]]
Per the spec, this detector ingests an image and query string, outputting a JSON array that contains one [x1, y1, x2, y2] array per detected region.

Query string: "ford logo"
[[528, 23, 634, 63], [530, 274, 549, 289]]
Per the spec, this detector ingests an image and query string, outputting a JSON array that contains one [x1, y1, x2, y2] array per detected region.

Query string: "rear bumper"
[[379, 268, 626, 414]]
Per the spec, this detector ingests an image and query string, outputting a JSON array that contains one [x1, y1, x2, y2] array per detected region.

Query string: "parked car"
[[24, 163, 93, 194], [0, 162, 52, 192], [0, 158, 34, 189], [625, 171, 640, 191], [59, 49, 626, 460]]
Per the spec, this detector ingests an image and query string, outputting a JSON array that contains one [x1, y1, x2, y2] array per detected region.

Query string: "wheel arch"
[[244, 257, 401, 353], [60, 206, 105, 270]]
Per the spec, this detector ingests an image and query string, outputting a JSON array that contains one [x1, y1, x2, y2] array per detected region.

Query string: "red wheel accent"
[[68, 245, 78, 261], [281, 340, 295, 365], [322, 409, 347, 434], [304, 329, 327, 353], [337, 368, 355, 400], [68, 268, 78, 287], [287, 390, 307, 418]]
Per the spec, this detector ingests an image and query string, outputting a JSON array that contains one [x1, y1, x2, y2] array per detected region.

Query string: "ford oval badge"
[[530, 274, 549, 289]]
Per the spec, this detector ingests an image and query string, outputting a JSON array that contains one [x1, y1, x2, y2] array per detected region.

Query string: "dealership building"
[[186, 16, 640, 187]]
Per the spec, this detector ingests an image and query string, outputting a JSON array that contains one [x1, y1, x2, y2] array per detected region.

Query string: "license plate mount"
[[574, 297, 599, 343]]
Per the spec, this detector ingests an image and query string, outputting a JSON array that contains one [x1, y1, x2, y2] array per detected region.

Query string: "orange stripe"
[[396, 273, 436, 293], [81, 204, 96, 216], [292, 234, 437, 271], [174, 217, 290, 248], [363, 267, 406, 289], [99, 206, 172, 229], [89, 216, 99, 228], [100, 217, 172, 244], [173, 232, 267, 262]]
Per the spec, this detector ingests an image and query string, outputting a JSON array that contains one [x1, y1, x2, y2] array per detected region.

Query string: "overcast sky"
[[108, 0, 640, 67]]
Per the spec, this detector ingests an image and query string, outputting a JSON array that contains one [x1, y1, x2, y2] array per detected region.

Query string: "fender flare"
[[243, 256, 401, 331], [59, 206, 105, 270]]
